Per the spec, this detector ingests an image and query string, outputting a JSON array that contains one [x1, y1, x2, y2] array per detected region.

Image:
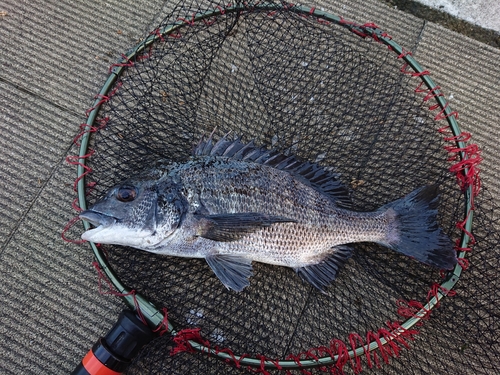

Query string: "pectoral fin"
[[295, 245, 354, 292], [194, 213, 296, 242], [205, 254, 254, 292]]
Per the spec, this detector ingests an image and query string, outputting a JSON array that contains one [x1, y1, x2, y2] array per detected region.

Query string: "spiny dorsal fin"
[[193, 134, 352, 208]]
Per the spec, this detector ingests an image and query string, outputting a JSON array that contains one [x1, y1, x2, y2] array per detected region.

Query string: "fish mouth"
[[79, 210, 118, 241]]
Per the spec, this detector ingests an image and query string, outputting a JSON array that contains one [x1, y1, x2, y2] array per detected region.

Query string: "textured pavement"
[[0, 0, 499, 374]]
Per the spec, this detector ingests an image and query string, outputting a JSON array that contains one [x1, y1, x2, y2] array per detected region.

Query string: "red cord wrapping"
[[152, 308, 170, 336], [170, 321, 418, 374]]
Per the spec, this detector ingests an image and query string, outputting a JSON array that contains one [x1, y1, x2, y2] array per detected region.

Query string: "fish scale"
[[80, 135, 457, 292], [175, 158, 378, 261]]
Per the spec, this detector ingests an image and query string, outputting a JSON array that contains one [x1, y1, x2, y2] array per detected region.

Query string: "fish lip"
[[79, 210, 117, 227], [79, 210, 119, 242]]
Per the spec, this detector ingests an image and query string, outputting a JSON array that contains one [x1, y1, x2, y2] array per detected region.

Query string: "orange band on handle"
[[82, 350, 122, 375]]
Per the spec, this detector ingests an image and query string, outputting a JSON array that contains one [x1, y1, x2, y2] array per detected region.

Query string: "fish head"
[[79, 174, 184, 249]]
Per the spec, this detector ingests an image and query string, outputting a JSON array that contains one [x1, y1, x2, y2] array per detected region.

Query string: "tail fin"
[[380, 185, 457, 270]]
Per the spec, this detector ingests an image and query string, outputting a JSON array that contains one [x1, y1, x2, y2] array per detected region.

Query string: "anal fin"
[[206, 254, 254, 292], [295, 245, 354, 292]]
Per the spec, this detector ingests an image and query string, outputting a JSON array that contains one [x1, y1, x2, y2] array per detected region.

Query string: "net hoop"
[[75, 2, 476, 370]]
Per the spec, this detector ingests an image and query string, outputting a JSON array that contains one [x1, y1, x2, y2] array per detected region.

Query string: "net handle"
[[77, 2, 474, 370]]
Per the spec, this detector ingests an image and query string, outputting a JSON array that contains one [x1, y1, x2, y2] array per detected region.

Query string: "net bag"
[[66, 1, 498, 374]]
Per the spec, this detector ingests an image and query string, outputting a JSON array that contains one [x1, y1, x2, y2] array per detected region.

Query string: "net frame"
[[69, 1, 480, 372]]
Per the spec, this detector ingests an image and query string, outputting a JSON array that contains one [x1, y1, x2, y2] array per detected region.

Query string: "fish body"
[[80, 135, 457, 291]]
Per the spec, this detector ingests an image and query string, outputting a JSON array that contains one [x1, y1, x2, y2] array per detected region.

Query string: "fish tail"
[[379, 185, 457, 270]]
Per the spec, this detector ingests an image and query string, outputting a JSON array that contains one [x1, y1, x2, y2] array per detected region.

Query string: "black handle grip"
[[72, 309, 156, 375]]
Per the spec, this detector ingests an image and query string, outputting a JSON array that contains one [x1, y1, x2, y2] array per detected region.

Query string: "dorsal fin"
[[193, 134, 352, 208]]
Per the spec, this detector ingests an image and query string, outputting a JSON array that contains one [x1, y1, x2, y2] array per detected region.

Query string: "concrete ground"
[[416, 0, 500, 32], [381, 0, 500, 47], [0, 0, 499, 374]]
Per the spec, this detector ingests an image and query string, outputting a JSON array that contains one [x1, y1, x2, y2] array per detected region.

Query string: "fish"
[[80, 134, 457, 292]]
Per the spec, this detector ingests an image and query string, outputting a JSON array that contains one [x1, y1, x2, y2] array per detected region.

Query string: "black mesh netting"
[[71, 2, 498, 374]]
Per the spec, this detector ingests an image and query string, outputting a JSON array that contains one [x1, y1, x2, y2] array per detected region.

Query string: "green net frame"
[[74, 2, 477, 371]]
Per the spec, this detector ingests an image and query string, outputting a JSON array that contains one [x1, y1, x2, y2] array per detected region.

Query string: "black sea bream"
[[80, 135, 457, 292]]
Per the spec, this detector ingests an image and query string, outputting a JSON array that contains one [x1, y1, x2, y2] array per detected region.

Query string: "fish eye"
[[116, 187, 137, 202]]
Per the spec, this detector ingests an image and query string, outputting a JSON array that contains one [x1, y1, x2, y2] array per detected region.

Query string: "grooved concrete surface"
[[0, 0, 499, 374]]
